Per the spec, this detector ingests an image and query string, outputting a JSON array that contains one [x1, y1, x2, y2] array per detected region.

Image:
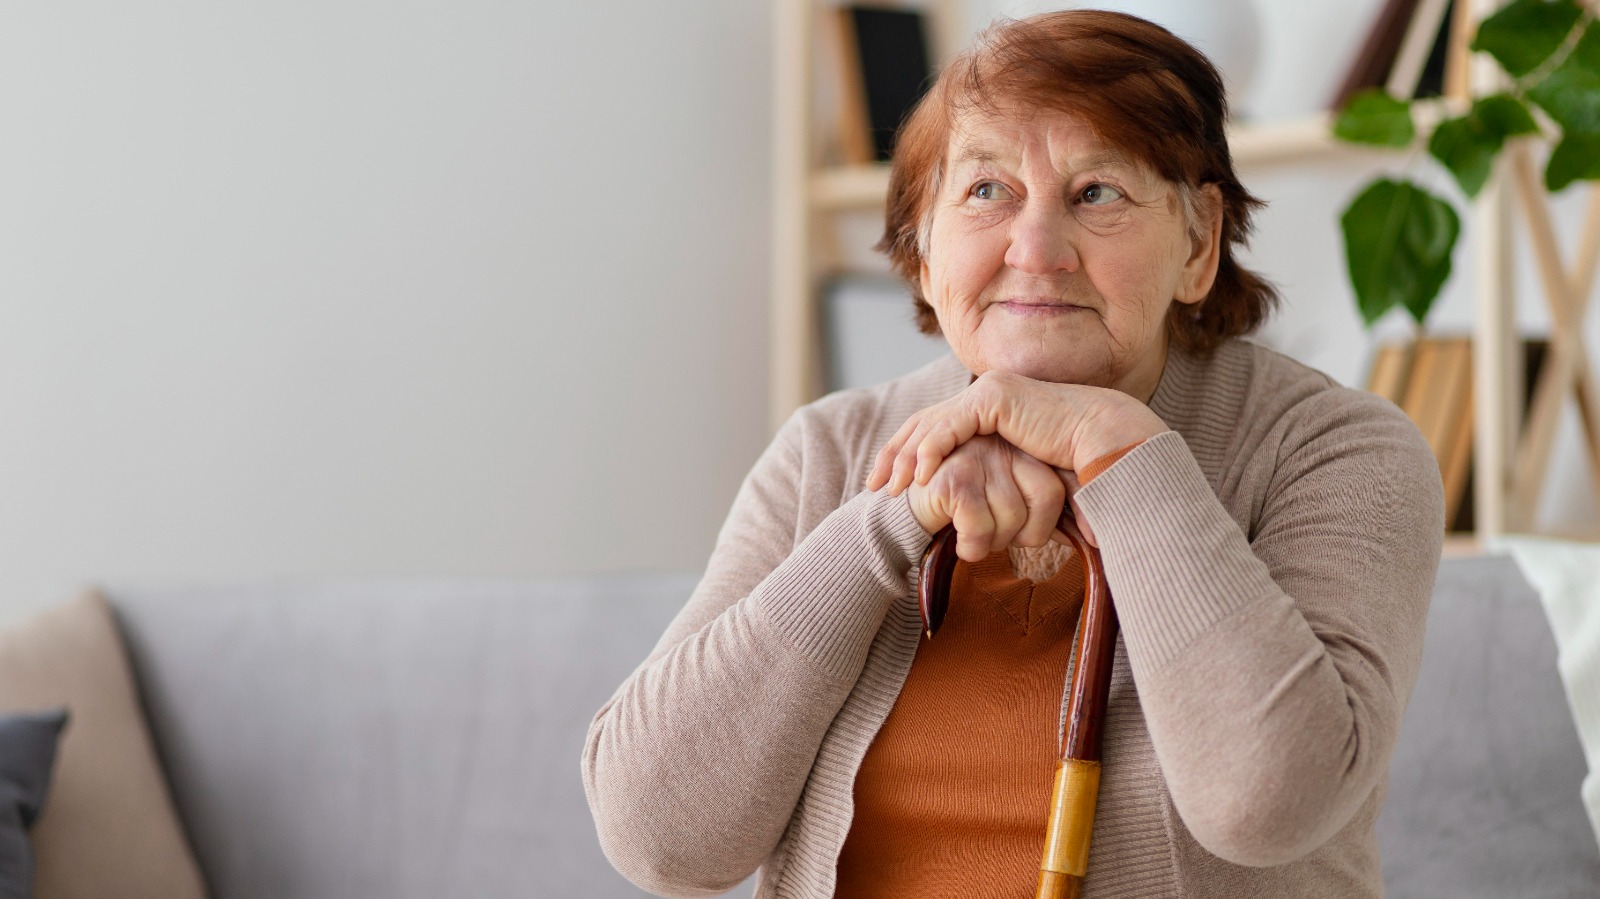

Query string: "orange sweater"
[[835, 444, 1138, 894]]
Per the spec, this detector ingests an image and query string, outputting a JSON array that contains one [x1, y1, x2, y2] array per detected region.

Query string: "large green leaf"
[[1546, 132, 1600, 190], [1333, 89, 1416, 147], [1342, 179, 1461, 325], [1528, 21, 1600, 133], [1427, 94, 1539, 197], [1473, 0, 1584, 77], [1474, 93, 1542, 136]]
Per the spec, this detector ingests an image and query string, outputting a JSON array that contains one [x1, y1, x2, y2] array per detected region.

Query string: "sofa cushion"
[[110, 576, 704, 899], [1377, 555, 1600, 896], [0, 708, 68, 899], [0, 591, 207, 899]]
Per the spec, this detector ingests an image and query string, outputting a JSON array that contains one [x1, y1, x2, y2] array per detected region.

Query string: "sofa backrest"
[[111, 576, 705, 899], [107, 557, 1600, 898]]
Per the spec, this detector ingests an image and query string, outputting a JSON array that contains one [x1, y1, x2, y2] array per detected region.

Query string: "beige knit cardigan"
[[584, 340, 1445, 898]]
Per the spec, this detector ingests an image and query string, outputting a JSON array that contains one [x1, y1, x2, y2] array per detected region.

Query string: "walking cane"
[[919, 516, 1119, 899]]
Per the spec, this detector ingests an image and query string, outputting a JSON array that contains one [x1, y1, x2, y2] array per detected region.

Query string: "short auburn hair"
[[878, 10, 1277, 353]]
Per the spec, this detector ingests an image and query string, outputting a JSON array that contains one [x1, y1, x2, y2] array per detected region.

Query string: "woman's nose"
[[1004, 200, 1080, 275]]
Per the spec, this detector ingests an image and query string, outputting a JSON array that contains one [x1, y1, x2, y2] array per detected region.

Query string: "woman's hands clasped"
[[902, 435, 1066, 563], [870, 370, 1170, 556]]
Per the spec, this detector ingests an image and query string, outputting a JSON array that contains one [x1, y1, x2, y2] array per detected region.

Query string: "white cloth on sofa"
[[1498, 535, 1600, 854]]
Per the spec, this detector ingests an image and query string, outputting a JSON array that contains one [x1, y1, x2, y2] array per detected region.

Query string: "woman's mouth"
[[999, 300, 1085, 317]]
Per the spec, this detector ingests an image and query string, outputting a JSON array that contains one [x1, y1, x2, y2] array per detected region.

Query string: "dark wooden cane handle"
[[918, 513, 1109, 645], [917, 524, 959, 638], [1058, 527, 1118, 761]]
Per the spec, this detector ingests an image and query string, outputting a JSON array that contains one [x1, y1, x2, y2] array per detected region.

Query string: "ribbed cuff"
[[1074, 430, 1276, 670], [1079, 439, 1147, 485], [753, 487, 931, 680]]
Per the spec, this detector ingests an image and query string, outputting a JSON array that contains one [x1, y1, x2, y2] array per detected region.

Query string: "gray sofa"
[[99, 555, 1597, 898]]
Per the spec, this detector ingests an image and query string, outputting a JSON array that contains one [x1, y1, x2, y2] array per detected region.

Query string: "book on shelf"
[[1388, 0, 1453, 99], [1329, 0, 1458, 109], [1366, 341, 1416, 404], [1365, 335, 1550, 532], [834, 5, 934, 165], [1406, 337, 1473, 527], [1330, 0, 1420, 109]]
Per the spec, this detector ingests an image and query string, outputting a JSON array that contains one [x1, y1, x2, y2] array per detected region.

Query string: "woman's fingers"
[[914, 420, 968, 487], [947, 467, 997, 563], [907, 436, 1069, 562], [980, 446, 1028, 556], [892, 419, 938, 494], [868, 415, 922, 491], [1013, 455, 1067, 548], [875, 416, 934, 495], [869, 392, 996, 495]]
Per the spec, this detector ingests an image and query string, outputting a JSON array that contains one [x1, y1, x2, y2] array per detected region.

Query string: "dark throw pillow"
[[0, 709, 68, 899]]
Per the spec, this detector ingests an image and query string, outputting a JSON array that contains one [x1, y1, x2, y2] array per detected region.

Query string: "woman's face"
[[919, 110, 1220, 399]]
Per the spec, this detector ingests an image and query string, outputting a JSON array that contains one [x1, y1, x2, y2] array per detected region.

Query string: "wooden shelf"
[[1229, 115, 1343, 166], [811, 164, 891, 212]]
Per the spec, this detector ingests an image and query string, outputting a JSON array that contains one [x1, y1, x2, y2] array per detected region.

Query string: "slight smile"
[[997, 299, 1088, 317]]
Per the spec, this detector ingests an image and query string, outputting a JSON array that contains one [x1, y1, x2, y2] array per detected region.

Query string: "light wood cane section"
[[1040, 759, 1101, 877]]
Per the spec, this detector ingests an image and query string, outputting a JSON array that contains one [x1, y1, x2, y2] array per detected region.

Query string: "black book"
[[1413, 0, 1454, 99], [842, 6, 933, 162]]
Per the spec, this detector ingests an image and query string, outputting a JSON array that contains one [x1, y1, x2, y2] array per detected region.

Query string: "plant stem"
[[1514, 8, 1597, 94]]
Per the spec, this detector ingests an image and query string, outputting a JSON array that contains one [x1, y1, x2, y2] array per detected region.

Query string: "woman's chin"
[[969, 347, 1109, 387]]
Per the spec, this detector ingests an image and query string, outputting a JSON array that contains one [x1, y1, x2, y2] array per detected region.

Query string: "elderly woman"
[[584, 10, 1442, 898]]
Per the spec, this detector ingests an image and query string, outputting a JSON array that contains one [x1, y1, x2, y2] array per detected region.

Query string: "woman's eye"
[[971, 181, 1012, 201], [1079, 183, 1124, 205]]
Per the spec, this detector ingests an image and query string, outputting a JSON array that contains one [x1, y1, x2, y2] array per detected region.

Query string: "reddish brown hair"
[[878, 10, 1277, 352]]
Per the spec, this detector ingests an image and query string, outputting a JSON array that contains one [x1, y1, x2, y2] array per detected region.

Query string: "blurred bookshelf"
[[771, 0, 1599, 540], [771, 0, 1400, 431]]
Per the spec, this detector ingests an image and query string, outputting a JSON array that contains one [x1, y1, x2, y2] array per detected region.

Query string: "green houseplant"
[[1333, 0, 1600, 326]]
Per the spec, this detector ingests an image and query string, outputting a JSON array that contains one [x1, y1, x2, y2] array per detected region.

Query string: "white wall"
[[1, 2, 1594, 617], [0, 1, 773, 614]]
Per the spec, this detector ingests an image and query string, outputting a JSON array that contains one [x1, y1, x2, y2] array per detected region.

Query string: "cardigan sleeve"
[[582, 405, 930, 897], [1072, 389, 1444, 867]]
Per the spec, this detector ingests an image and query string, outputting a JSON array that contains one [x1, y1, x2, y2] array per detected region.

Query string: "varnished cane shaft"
[[1036, 528, 1118, 898], [1037, 870, 1083, 899], [1061, 535, 1117, 761]]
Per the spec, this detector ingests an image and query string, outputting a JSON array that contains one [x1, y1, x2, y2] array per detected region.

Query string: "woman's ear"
[[919, 258, 933, 307], [1175, 184, 1223, 305]]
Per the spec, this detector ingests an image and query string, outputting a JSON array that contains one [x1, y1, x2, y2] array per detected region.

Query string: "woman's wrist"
[[906, 485, 944, 536], [1071, 398, 1168, 472]]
